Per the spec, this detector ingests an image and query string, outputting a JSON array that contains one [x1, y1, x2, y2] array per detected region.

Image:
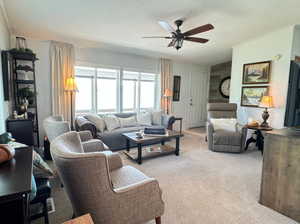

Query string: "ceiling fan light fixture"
[[176, 39, 183, 50], [143, 20, 214, 50]]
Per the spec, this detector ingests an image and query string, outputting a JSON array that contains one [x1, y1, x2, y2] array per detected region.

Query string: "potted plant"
[[18, 87, 36, 105]]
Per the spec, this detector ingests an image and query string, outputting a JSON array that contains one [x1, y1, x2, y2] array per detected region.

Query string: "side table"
[[173, 117, 183, 134], [244, 125, 273, 154]]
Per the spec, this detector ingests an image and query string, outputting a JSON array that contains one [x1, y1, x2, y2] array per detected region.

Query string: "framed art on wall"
[[172, 75, 181, 101], [241, 86, 269, 107], [243, 61, 271, 84]]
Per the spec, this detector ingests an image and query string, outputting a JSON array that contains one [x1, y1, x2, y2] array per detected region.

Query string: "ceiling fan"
[[143, 19, 214, 50]]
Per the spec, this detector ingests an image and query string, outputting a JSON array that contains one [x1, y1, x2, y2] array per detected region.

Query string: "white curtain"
[[50, 41, 75, 124], [160, 58, 172, 114]]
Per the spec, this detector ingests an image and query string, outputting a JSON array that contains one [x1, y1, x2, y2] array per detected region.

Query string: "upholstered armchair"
[[206, 103, 247, 153], [43, 115, 109, 152], [51, 131, 164, 224]]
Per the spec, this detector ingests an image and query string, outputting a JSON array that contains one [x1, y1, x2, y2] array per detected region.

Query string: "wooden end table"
[[122, 130, 183, 164], [244, 125, 273, 154]]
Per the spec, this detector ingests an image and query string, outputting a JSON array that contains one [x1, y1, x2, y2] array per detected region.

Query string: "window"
[[97, 68, 118, 112], [75, 66, 94, 112], [75, 66, 158, 113], [122, 71, 138, 112], [140, 73, 156, 110]]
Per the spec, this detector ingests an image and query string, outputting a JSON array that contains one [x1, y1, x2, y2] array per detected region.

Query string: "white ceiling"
[[3, 0, 300, 65]]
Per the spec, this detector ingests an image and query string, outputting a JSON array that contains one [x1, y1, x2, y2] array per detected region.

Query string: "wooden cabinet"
[[260, 128, 300, 222], [6, 119, 34, 146]]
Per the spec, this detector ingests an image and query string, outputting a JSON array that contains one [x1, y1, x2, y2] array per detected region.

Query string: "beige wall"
[[230, 26, 295, 129], [0, 3, 10, 133]]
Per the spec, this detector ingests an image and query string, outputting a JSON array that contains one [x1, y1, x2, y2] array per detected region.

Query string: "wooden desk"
[[0, 147, 33, 224]]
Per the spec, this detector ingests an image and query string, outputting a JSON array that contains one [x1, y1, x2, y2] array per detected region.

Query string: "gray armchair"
[[51, 131, 164, 224], [43, 115, 108, 152], [206, 103, 247, 153]]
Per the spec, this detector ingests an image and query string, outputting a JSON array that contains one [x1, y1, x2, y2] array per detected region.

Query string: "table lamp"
[[259, 95, 273, 128], [164, 88, 172, 114], [65, 77, 78, 130]]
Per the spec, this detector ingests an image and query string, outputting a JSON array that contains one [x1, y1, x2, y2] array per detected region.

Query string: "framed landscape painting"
[[241, 86, 269, 107], [243, 61, 271, 84]]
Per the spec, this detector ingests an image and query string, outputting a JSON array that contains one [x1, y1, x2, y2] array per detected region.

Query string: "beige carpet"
[[35, 131, 297, 224]]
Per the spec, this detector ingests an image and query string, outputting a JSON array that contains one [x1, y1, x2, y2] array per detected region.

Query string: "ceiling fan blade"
[[183, 24, 214, 36], [184, 37, 209, 43], [168, 39, 176, 47], [142, 36, 171, 39], [158, 21, 176, 34]]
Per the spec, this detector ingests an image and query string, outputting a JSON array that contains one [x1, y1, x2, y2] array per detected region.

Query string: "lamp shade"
[[65, 77, 78, 92], [164, 88, 172, 97], [259, 96, 273, 108]]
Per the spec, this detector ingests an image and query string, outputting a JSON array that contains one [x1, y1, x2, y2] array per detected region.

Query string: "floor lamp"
[[65, 77, 78, 130], [164, 88, 172, 114]]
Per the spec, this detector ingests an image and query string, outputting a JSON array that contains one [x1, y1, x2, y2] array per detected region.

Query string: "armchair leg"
[[155, 217, 161, 224]]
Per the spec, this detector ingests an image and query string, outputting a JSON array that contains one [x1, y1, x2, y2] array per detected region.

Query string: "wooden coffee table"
[[122, 130, 183, 164]]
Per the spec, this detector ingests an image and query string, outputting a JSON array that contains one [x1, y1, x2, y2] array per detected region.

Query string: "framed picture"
[[241, 86, 269, 107], [243, 61, 271, 84], [172, 75, 181, 101]]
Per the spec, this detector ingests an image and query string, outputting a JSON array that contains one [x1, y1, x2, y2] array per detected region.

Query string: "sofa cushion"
[[137, 112, 152, 126], [119, 116, 137, 127], [104, 115, 121, 131], [85, 114, 106, 133], [213, 130, 241, 146], [151, 110, 162, 125], [210, 118, 237, 132]]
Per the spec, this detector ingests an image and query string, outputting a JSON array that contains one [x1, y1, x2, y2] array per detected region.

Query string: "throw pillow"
[[137, 112, 152, 126], [85, 114, 106, 133], [151, 110, 162, 125], [33, 150, 55, 178], [210, 118, 237, 132], [119, 116, 137, 127], [104, 115, 121, 131]]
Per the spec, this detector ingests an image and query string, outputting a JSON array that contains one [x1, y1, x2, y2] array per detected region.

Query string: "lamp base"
[[261, 108, 270, 128]]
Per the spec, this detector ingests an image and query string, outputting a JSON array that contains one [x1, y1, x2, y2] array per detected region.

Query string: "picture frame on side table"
[[241, 86, 269, 107], [243, 61, 271, 84]]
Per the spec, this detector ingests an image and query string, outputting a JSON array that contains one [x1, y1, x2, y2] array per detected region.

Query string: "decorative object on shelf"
[[219, 76, 230, 99], [15, 36, 28, 52], [243, 61, 271, 84], [259, 95, 273, 127], [241, 86, 269, 107], [16, 64, 34, 72], [65, 76, 78, 130], [163, 88, 172, 114], [172, 76, 181, 101], [18, 87, 36, 105], [0, 144, 15, 164]]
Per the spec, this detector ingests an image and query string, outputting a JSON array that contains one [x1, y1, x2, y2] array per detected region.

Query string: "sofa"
[[75, 112, 175, 151], [206, 103, 247, 153]]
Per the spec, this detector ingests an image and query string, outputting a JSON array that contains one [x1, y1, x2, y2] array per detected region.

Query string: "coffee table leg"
[[126, 139, 130, 152], [175, 136, 180, 156], [137, 143, 142, 164]]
